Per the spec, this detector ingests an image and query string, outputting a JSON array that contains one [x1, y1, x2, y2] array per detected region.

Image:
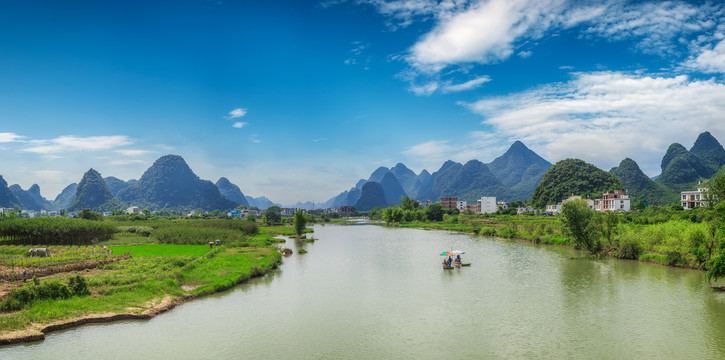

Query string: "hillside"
[[70, 169, 127, 212], [531, 159, 623, 208], [9, 184, 50, 211], [354, 182, 387, 211], [689, 131, 725, 173], [53, 183, 78, 210], [117, 155, 238, 211], [609, 158, 679, 205], [0, 175, 23, 209], [216, 177, 250, 207], [656, 143, 710, 191], [380, 172, 407, 206]]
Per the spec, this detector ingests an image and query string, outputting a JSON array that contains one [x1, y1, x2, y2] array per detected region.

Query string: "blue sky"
[[2, 0, 725, 205]]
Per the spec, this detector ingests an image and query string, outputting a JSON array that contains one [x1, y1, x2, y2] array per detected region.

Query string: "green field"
[[110, 244, 211, 257]]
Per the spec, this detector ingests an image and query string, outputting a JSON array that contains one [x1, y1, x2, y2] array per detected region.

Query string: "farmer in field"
[[22, 269, 27, 282]]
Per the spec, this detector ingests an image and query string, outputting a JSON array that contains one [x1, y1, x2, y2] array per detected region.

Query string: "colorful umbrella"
[[440, 250, 464, 256]]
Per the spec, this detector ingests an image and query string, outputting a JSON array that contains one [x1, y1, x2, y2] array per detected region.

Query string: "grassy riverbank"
[[392, 209, 725, 271], [0, 219, 292, 343]]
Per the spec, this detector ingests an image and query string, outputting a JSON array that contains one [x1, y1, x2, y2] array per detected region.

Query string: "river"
[[2, 223, 725, 359]]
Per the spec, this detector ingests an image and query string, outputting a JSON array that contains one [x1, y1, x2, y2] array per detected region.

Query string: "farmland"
[[0, 218, 290, 343]]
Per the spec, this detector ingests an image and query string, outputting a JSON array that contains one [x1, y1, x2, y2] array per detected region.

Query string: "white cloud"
[[685, 38, 725, 73], [403, 140, 454, 159], [232, 122, 247, 128], [0, 132, 23, 143], [114, 149, 150, 156], [21, 135, 134, 154], [581, 1, 721, 56], [409, 81, 439, 96], [32, 170, 63, 181], [462, 71, 725, 175], [559, 65, 574, 70], [250, 135, 261, 143], [226, 108, 247, 119], [110, 159, 146, 166], [379, 0, 723, 77], [441, 75, 491, 93], [407, 0, 569, 72]]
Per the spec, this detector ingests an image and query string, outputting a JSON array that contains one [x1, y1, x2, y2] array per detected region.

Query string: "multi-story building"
[[497, 201, 509, 210], [456, 201, 467, 212], [681, 188, 711, 210], [545, 204, 562, 214], [439, 197, 458, 210], [339, 206, 355, 217], [595, 190, 630, 212], [478, 197, 497, 214], [467, 203, 480, 214]]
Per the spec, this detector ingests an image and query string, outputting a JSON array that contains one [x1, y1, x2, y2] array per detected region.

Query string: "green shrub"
[[665, 250, 684, 266], [614, 237, 641, 260]]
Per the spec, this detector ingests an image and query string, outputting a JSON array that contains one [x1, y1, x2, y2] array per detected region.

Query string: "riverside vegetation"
[[371, 188, 725, 284], [0, 216, 297, 343]]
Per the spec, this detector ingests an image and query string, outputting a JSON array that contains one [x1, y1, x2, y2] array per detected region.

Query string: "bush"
[[239, 220, 258, 235], [665, 250, 684, 266], [614, 237, 641, 259]]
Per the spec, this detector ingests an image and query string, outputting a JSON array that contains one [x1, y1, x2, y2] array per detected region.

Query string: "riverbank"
[[0, 221, 291, 345], [393, 214, 723, 273]]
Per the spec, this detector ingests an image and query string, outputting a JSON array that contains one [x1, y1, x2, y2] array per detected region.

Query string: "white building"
[[517, 206, 534, 215], [545, 204, 562, 214], [497, 200, 509, 210], [681, 188, 711, 210], [594, 190, 630, 212], [456, 201, 467, 212], [478, 197, 497, 214], [126, 206, 140, 214]]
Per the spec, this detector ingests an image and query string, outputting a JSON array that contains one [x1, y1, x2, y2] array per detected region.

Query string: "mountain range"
[[1, 132, 724, 213], [321, 140, 552, 209]]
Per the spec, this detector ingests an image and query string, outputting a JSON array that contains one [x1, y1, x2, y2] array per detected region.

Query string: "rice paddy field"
[[0, 218, 288, 340]]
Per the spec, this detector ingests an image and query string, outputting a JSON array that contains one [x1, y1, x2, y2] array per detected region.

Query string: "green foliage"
[[560, 199, 601, 253], [614, 236, 641, 259], [265, 206, 282, 225], [78, 208, 103, 221], [367, 207, 383, 220], [238, 220, 258, 235], [531, 158, 623, 209], [293, 210, 307, 236], [70, 168, 127, 212], [0, 217, 116, 245], [426, 203, 444, 222], [116, 155, 237, 211], [400, 195, 419, 211], [117, 225, 154, 236], [382, 207, 403, 224], [610, 158, 678, 206], [706, 254, 725, 282], [600, 211, 619, 246], [656, 143, 710, 191], [110, 244, 211, 257], [706, 168, 725, 206], [0, 275, 91, 312]]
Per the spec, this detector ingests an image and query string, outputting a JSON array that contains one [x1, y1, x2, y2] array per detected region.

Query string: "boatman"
[[456, 254, 461, 263], [448, 256, 453, 267]]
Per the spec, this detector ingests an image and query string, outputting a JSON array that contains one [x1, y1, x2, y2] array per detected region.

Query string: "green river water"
[[2, 223, 725, 359]]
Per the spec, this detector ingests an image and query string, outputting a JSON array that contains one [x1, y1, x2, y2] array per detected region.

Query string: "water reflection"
[[2, 224, 725, 359]]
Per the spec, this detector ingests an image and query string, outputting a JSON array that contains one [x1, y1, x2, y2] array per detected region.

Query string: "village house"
[[456, 200, 467, 212], [681, 187, 711, 210], [497, 200, 509, 210], [517, 206, 534, 215], [478, 197, 497, 214], [417, 200, 432, 208], [126, 206, 140, 214], [439, 197, 458, 210], [595, 190, 630, 212], [467, 203, 480, 214]]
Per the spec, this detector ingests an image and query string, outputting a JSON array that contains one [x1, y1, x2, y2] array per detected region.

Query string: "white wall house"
[[478, 197, 497, 214], [126, 206, 140, 214], [681, 188, 711, 210], [545, 204, 562, 214], [456, 201, 467, 212]]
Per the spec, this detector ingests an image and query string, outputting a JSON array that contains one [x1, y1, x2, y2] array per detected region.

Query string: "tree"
[[266, 206, 282, 225], [142, 208, 151, 218], [382, 207, 403, 224], [560, 199, 601, 253], [293, 210, 307, 237], [368, 207, 383, 220], [401, 196, 419, 211], [600, 211, 619, 246], [426, 203, 444, 222], [78, 208, 102, 221], [706, 169, 725, 206]]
